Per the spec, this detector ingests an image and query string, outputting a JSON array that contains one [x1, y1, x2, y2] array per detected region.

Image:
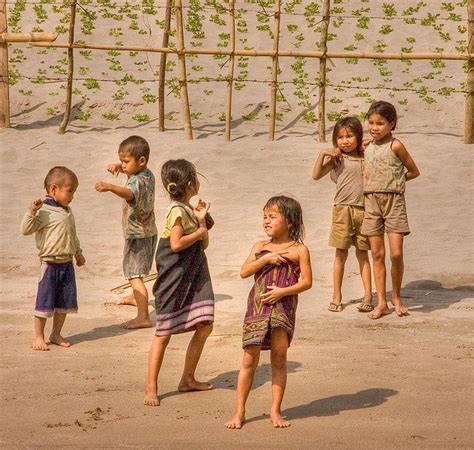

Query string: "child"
[[144, 159, 214, 406], [312, 116, 373, 313], [362, 101, 420, 319], [225, 196, 312, 429], [95, 135, 157, 329], [21, 166, 85, 351]]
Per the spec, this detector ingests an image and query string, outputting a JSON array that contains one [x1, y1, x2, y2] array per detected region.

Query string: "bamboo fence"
[[1, 0, 473, 143]]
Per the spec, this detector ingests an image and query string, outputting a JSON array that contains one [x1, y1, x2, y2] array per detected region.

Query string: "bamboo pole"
[[465, 0, 474, 144], [0, 0, 10, 128], [158, 0, 171, 132], [225, 0, 235, 141], [318, 0, 330, 143], [269, 0, 281, 141], [31, 43, 473, 61], [175, 0, 192, 140], [1, 32, 57, 42], [58, 0, 76, 134]]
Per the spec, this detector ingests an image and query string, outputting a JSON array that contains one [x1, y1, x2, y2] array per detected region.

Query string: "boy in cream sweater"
[[21, 166, 85, 351]]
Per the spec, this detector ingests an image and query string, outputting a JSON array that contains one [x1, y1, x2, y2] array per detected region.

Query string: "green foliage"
[[102, 111, 120, 120], [242, 111, 258, 121], [132, 114, 150, 122]]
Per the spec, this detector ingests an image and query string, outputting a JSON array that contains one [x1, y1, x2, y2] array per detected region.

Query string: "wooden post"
[[465, 0, 474, 143], [269, 0, 281, 141], [58, 0, 76, 134], [0, 0, 10, 128], [318, 0, 330, 143], [225, 0, 235, 141], [175, 0, 193, 140], [158, 0, 171, 132]]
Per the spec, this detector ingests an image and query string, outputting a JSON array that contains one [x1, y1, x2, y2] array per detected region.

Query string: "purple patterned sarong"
[[242, 251, 300, 350]]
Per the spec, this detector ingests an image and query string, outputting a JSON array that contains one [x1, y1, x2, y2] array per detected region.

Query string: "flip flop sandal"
[[357, 302, 374, 312], [328, 302, 343, 312]]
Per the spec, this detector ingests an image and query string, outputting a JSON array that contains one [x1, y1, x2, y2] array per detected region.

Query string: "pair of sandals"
[[328, 301, 374, 313]]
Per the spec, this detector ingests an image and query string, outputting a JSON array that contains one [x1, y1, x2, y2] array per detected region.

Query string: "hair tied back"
[[166, 182, 177, 193]]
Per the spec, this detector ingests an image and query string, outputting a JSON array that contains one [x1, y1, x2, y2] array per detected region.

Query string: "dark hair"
[[367, 100, 398, 130], [332, 116, 364, 154], [44, 166, 78, 191], [119, 135, 150, 162], [263, 195, 305, 242], [161, 159, 198, 201]]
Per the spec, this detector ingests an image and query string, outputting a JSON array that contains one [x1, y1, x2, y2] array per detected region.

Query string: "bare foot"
[[224, 413, 245, 429], [270, 412, 290, 428], [120, 318, 152, 329], [392, 299, 408, 316], [49, 334, 72, 348], [118, 294, 137, 306], [178, 380, 213, 392], [368, 306, 391, 320], [32, 337, 49, 351], [143, 387, 160, 406]]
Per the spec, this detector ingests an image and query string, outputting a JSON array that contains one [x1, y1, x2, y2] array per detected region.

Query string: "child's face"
[[50, 180, 78, 207], [187, 177, 200, 198], [263, 205, 288, 238], [119, 151, 146, 176], [367, 113, 394, 141], [336, 127, 358, 153]]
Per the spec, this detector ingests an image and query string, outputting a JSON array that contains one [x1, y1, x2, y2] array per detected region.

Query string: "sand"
[[1, 0, 474, 447]]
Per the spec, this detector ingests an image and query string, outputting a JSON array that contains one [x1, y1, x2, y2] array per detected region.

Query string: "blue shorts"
[[35, 261, 78, 318]]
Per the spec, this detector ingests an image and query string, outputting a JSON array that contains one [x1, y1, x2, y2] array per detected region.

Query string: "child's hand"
[[265, 251, 288, 266], [194, 199, 210, 222], [261, 285, 284, 304], [323, 148, 342, 164], [75, 254, 86, 266], [29, 198, 43, 214], [95, 181, 112, 192], [107, 163, 122, 176]]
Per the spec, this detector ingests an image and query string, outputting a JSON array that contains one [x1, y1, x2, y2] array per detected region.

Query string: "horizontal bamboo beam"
[[30, 42, 473, 61], [1, 32, 58, 43]]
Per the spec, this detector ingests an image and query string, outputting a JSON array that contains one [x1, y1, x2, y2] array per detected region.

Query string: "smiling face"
[[50, 179, 78, 207], [263, 205, 288, 239], [367, 113, 394, 142], [119, 151, 146, 176], [336, 127, 359, 154]]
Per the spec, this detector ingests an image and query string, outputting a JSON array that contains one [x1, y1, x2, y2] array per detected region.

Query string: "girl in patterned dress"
[[225, 196, 312, 429]]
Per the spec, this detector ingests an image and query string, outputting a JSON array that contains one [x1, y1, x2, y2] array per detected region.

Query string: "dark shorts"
[[35, 261, 78, 318], [123, 235, 157, 279]]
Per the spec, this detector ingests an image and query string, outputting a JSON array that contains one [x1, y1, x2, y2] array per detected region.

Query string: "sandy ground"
[[1, 117, 473, 448]]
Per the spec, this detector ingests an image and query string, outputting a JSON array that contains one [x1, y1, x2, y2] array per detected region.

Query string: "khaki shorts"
[[329, 204, 370, 250], [123, 235, 157, 279], [361, 192, 410, 236]]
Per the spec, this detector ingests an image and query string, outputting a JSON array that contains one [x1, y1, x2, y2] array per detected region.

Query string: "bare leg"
[[120, 278, 152, 329], [178, 323, 214, 392], [270, 328, 290, 428], [144, 334, 171, 406], [329, 248, 348, 312], [368, 235, 391, 319], [388, 232, 408, 316], [49, 312, 71, 347], [32, 316, 49, 351], [225, 346, 261, 429], [355, 249, 373, 311]]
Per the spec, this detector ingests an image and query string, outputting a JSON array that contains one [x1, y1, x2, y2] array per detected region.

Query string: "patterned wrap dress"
[[242, 251, 300, 350]]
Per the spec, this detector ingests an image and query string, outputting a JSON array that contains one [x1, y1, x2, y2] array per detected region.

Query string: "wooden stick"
[[269, 0, 281, 141], [225, 0, 235, 141], [318, 0, 330, 143], [1, 32, 57, 43], [58, 0, 76, 135], [465, 0, 474, 144], [111, 273, 158, 293], [175, 0, 193, 140], [30, 43, 473, 61], [0, 0, 9, 128], [158, 0, 171, 133]]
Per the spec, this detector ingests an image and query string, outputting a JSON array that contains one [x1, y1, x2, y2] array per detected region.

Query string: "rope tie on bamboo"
[[166, 182, 176, 193]]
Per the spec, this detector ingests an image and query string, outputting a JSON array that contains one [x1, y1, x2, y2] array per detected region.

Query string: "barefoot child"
[[95, 136, 157, 329], [312, 116, 373, 313], [362, 101, 420, 319], [144, 159, 215, 406], [21, 166, 86, 350], [225, 196, 312, 429]]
